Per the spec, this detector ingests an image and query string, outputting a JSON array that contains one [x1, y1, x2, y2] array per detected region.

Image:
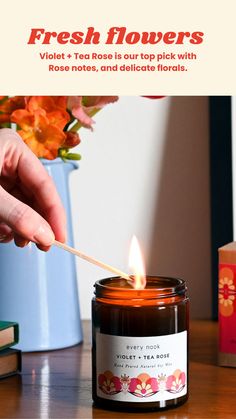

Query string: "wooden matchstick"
[[54, 240, 131, 282]]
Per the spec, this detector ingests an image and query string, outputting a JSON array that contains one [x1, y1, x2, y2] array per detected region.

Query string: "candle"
[[92, 275, 189, 411]]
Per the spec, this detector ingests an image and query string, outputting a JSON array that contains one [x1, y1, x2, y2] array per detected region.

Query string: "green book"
[[0, 348, 21, 379], [0, 321, 19, 350]]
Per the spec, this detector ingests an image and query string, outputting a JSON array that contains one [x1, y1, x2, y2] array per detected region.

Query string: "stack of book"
[[0, 321, 21, 379]]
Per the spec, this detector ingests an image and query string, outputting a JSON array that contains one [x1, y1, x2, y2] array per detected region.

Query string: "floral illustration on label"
[[98, 369, 186, 398], [219, 266, 236, 317]]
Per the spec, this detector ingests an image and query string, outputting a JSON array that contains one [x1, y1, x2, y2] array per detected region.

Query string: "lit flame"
[[129, 235, 146, 289]]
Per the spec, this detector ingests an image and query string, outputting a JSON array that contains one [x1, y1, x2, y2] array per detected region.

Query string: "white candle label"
[[96, 331, 187, 403]]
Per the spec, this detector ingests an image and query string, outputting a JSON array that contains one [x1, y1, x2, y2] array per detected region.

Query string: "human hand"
[[0, 128, 66, 250]]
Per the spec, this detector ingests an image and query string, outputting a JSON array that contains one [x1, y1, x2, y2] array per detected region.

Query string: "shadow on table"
[[189, 321, 218, 366], [92, 404, 190, 419]]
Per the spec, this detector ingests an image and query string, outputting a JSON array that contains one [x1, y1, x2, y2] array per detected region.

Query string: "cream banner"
[[0, 0, 235, 94]]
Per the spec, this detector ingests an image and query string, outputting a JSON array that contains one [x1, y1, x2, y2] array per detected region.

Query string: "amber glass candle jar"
[[92, 276, 189, 411]]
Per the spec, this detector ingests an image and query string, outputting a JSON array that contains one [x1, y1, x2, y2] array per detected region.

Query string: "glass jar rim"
[[94, 275, 186, 300]]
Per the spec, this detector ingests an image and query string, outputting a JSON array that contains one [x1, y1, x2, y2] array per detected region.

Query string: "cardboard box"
[[218, 242, 236, 367]]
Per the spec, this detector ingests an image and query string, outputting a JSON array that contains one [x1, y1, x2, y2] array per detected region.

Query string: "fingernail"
[[33, 225, 55, 246], [15, 240, 29, 248], [0, 234, 7, 242]]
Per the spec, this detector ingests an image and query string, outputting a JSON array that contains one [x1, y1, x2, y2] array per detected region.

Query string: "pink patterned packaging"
[[219, 242, 236, 367]]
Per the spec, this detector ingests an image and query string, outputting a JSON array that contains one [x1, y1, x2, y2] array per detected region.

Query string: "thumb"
[[0, 187, 55, 246]]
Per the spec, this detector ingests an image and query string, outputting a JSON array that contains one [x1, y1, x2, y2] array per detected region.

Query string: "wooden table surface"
[[0, 320, 235, 419]]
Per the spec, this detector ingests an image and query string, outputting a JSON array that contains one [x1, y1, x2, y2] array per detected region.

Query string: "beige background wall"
[[70, 96, 211, 319]]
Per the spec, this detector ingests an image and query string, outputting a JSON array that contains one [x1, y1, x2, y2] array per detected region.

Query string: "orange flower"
[[0, 95, 119, 160], [26, 96, 69, 129], [27, 96, 67, 115], [10, 96, 70, 159], [0, 96, 25, 123], [63, 131, 80, 148]]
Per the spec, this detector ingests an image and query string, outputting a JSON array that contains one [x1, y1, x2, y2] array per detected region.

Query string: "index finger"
[[18, 147, 66, 242]]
